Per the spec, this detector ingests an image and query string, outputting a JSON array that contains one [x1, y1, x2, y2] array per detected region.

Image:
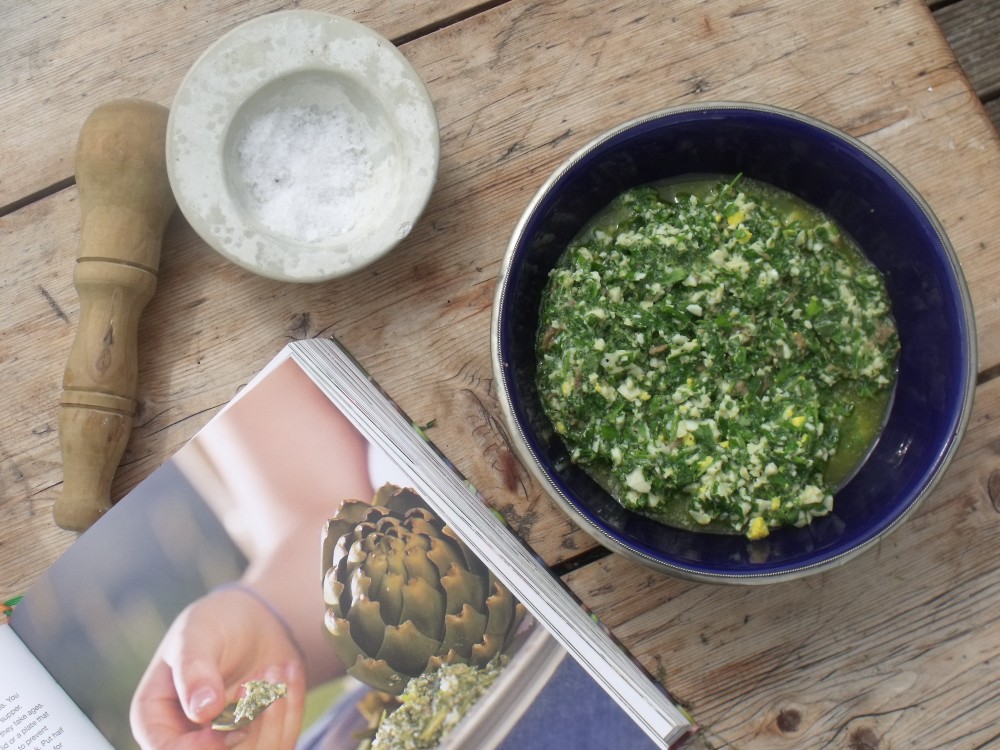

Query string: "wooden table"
[[4, 1, 1000, 747]]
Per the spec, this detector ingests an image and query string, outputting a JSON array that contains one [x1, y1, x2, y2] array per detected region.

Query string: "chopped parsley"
[[536, 176, 898, 539]]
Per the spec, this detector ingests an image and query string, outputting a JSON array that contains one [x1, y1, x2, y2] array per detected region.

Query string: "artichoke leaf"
[[354, 546, 387, 598], [345, 596, 387, 657], [378, 485, 424, 514], [322, 570, 346, 614], [470, 633, 504, 666], [374, 519, 401, 544], [426, 649, 464, 672], [331, 536, 354, 573], [373, 484, 400, 506], [356, 528, 385, 555], [373, 569, 406, 626], [321, 500, 372, 574], [425, 535, 465, 580], [347, 655, 411, 696], [376, 619, 441, 677], [405, 509, 441, 539], [348, 566, 375, 609], [323, 611, 366, 671], [440, 563, 486, 616], [398, 575, 445, 640], [383, 533, 408, 568], [401, 539, 441, 588], [482, 578, 513, 635], [350, 522, 379, 559], [440, 603, 488, 659], [442, 525, 490, 579], [484, 579, 525, 638]]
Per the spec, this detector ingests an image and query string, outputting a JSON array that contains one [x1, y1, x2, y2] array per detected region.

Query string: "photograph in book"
[[8, 338, 694, 750]]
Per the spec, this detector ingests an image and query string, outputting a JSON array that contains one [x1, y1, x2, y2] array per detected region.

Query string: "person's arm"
[[131, 358, 376, 748], [179, 357, 376, 686]]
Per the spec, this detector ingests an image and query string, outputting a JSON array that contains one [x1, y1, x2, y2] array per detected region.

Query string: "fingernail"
[[264, 664, 285, 683], [190, 687, 217, 716]]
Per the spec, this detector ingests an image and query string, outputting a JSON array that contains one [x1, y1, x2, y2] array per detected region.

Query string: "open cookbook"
[[3, 337, 696, 749]]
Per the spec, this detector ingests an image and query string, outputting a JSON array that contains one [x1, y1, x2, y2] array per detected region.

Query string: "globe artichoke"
[[322, 484, 526, 695]]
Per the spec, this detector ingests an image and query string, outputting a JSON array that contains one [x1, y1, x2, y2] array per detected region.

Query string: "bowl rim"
[[490, 100, 978, 584], [166, 9, 439, 282]]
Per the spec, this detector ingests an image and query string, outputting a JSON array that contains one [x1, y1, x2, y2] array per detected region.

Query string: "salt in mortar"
[[235, 101, 390, 243]]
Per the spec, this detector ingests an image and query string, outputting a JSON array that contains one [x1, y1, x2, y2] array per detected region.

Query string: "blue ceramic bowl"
[[491, 102, 977, 583]]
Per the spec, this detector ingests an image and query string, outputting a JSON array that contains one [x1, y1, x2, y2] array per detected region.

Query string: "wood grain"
[[0, 0, 486, 210], [2, 3, 1000, 746], [4, 0, 1000, 595], [934, 0, 1000, 100]]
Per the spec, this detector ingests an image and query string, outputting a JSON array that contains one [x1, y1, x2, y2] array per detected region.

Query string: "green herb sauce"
[[536, 176, 899, 539], [372, 658, 505, 749]]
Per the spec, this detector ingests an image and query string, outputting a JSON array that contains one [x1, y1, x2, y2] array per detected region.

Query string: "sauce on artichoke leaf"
[[536, 175, 899, 539]]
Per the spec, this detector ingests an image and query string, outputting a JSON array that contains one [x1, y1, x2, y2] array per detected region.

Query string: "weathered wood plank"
[[6, 0, 988, 214], [0, 3, 995, 747], [928, 0, 1000, 134], [934, 0, 1000, 100], [0, 0, 487, 210], [987, 97, 1000, 128], [2, 0, 999, 613], [562, 372, 1000, 748]]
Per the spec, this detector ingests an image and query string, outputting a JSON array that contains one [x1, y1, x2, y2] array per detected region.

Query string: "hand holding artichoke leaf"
[[322, 484, 526, 695]]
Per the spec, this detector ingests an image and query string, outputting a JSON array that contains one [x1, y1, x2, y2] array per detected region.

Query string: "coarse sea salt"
[[235, 103, 378, 243]]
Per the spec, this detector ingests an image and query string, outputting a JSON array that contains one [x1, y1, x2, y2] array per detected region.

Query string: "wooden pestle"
[[55, 99, 176, 531]]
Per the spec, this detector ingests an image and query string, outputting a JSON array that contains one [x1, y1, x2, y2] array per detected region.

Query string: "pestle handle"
[[55, 99, 176, 531]]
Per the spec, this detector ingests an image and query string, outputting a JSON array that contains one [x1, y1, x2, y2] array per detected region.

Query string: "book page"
[[0, 626, 113, 750]]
